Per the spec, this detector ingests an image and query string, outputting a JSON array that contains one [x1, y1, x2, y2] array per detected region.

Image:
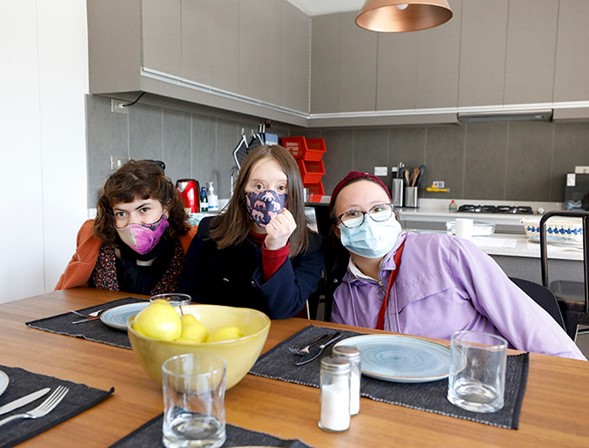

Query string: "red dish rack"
[[281, 136, 326, 200]]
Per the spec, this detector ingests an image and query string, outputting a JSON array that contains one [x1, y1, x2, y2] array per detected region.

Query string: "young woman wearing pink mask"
[[56, 160, 196, 295], [180, 145, 324, 318]]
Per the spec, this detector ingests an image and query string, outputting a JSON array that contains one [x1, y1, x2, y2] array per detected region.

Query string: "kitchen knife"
[[295, 332, 344, 366], [0, 387, 51, 416]]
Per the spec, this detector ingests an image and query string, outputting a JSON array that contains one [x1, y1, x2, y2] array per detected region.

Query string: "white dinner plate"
[[334, 334, 450, 383], [0, 369, 8, 397], [100, 302, 149, 331]]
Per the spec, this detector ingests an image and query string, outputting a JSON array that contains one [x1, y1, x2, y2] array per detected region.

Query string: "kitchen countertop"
[[410, 230, 584, 262]]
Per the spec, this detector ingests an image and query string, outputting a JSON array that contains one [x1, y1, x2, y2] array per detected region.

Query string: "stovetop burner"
[[458, 204, 534, 214]]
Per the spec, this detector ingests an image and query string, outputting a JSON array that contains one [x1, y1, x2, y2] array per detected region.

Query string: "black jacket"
[[180, 217, 324, 319]]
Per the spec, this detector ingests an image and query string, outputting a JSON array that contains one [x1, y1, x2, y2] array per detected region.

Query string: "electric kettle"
[[176, 179, 200, 213]]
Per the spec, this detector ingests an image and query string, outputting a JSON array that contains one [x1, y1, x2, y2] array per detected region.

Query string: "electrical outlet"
[[374, 166, 388, 176], [110, 156, 128, 171], [433, 180, 445, 188], [111, 99, 128, 114], [574, 166, 589, 174], [567, 173, 576, 187]]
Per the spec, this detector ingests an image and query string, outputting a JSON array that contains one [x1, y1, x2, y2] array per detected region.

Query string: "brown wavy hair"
[[94, 160, 189, 245], [209, 145, 311, 256]]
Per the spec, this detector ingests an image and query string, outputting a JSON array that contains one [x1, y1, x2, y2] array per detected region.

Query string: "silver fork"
[[0, 385, 69, 428], [288, 333, 332, 355], [71, 309, 105, 324]]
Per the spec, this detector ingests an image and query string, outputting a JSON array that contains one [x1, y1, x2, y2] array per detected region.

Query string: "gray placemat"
[[25, 297, 147, 349], [110, 413, 313, 448], [249, 325, 529, 429], [0, 364, 114, 447]]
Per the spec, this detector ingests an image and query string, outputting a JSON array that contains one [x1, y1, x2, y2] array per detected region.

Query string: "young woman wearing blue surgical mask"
[[180, 145, 324, 319], [56, 160, 196, 295], [329, 171, 585, 360]]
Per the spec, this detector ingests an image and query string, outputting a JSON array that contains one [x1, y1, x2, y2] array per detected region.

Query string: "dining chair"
[[539, 210, 589, 341], [509, 277, 567, 331]]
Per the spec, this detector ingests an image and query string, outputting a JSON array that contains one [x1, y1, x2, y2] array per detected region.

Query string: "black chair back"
[[510, 277, 566, 331]]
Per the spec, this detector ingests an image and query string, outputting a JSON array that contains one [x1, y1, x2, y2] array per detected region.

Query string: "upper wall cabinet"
[[310, 13, 377, 113], [458, 0, 508, 107], [377, 0, 461, 111], [554, 0, 589, 103], [88, 0, 310, 126], [310, 0, 589, 123], [503, 0, 558, 105]]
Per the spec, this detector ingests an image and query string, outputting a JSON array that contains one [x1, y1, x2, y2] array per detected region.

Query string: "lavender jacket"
[[332, 231, 586, 360]]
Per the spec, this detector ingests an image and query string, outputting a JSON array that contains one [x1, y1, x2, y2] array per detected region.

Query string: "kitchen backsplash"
[[86, 95, 589, 207]]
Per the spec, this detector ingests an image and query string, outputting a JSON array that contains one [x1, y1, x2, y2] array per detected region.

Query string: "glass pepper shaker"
[[318, 356, 351, 432], [332, 345, 361, 416]]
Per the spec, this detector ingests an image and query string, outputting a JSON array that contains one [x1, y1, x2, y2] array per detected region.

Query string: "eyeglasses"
[[336, 203, 394, 229]]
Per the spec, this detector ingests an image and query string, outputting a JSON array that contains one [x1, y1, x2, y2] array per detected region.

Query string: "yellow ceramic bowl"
[[127, 304, 271, 389]]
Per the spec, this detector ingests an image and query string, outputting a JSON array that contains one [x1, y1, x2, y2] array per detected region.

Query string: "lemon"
[[207, 326, 244, 343], [179, 314, 209, 343], [132, 300, 182, 341]]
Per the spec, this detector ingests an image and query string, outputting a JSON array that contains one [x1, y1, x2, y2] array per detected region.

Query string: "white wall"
[[0, 0, 88, 302]]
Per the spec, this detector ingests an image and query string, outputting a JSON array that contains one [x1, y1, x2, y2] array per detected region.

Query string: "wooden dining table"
[[1, 288, 589, 447]]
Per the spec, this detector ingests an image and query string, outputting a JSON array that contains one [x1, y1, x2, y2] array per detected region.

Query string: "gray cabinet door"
[[281, 2, 311, 113], [181, 0, 239, 92], [458, 0, 508, 107], [311, 14, 341, 113], [338, 12, 378, 112], [376, 32, 418, 111], [504, 0, 558, 105], [416, 0, 462, 109], [554, 0, 589, 102], [142, 0, 182, 74], [239, 0, 282, 106]]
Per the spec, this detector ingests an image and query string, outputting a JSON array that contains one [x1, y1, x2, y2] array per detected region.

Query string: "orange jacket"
[[55, 219, 197, 290]]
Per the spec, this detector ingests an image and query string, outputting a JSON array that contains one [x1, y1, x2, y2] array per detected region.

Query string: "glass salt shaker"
[[332, 345, 361, 416], [318, 356, 351, 432]]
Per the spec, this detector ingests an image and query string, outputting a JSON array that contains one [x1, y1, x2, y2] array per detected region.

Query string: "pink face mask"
[[116, 214, 169, 255]]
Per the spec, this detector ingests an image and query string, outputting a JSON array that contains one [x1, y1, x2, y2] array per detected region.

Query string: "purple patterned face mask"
[[116, 214, 169, 255], [245, 190, 287, 227]]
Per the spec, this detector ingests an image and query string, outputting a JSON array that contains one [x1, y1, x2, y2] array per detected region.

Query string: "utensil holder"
[[392, 179, 404, 208], [404, 186, 418, 208]]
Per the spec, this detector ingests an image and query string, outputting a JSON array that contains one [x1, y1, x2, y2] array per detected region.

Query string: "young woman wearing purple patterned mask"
[[180, 145, 324, 319], [56, 160, 196, 295]]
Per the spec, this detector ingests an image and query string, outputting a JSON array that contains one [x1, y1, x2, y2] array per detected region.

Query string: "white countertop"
[[411, 230, 584, 261]]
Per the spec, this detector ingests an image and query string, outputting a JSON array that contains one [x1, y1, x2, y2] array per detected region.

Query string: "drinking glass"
[[150, 293, 192, 307], [447, 331, 507, 413], [162, 354, 227, 448]]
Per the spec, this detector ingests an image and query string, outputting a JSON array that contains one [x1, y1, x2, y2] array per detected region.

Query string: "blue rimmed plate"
[[0, 369, 8, 397], [100, 302, 149, 331], [334, 334, 450, 383]]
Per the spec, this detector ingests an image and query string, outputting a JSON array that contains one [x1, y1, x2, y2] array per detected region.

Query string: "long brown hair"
[[94, 160, 189, 244], [210, 145, 311, 256]]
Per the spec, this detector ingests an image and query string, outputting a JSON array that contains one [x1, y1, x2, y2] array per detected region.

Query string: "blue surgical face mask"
[[338, 215, 402, 258]]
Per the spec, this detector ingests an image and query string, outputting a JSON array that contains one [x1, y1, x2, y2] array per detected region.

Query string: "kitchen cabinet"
[[415, 0, 462, 109], [376, 32, 418, 110], [504, 0, 558, 105], [554, 0, 589, 103], [310, 12, 377, 114], [339, 12, 378, 113], [181, 0, 240, 92], [310, 14, 340, 114], [458, 0, 508, 107], [88, 0, 310, 126]]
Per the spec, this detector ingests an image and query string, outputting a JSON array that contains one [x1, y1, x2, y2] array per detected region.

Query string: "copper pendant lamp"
[[355, 0, 453, 33]]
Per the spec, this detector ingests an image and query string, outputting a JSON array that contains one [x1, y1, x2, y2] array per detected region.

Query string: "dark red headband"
[[328, 171, 392, 215]]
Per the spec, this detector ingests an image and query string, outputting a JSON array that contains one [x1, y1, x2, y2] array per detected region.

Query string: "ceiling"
[[287, 0, 364, 17]]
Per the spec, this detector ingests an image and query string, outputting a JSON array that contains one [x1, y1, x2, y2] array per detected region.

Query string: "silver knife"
[[0, 387, 51, 416], [295, 332, 344, 366]]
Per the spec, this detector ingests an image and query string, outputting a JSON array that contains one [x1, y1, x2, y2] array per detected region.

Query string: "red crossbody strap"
[[375, 241, 406, 330]]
